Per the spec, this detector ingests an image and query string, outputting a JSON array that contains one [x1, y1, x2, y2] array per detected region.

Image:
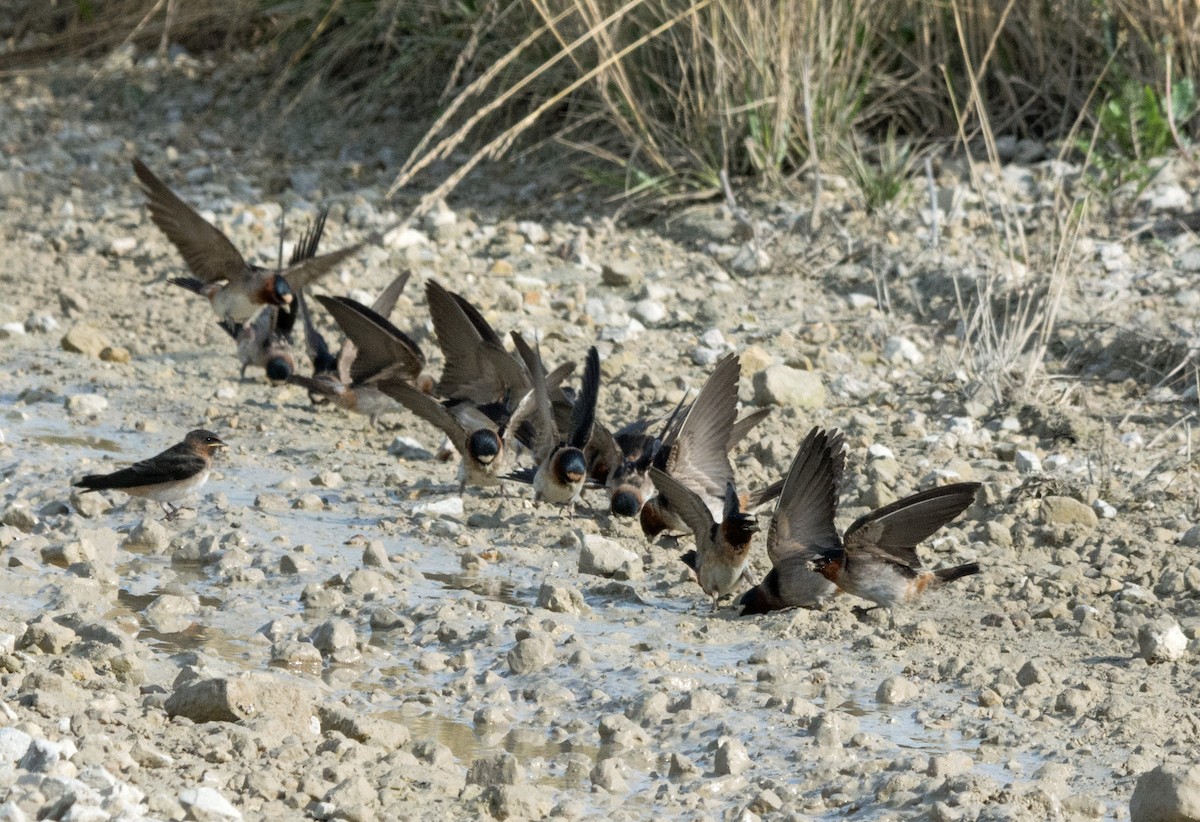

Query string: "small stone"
[[0, 728, 32, 763], [362, 541, 390, 568], [578, 533, 640, 579], [317, 705, 410, 748], [388, 436, 433, 460], [179, 786, 242, 821], [928, 751, 974, 778], [18, 615, 75, 654], [714, 738, 750, 776], [61, 324, 111, 358], [312, 472, 342, 489], [1, 504, 37, 532], [740, 345, 774, 374], [752, 365, 826, 408], [1015, 450, 1042, 473], [99, 346, 131, 363], [508, 636, 554, 675], [66, 394, 108, 417], [165, 675, 314, 736], [1180, 525, 1200, 548], [486, 785, 553, 820], [1137, 618, 1188, 663], [601, 261, 641, 287], [311, 619, 357, 656], [883, 336, 924, 365], [1039, 496, 1098, 530], [1130, 763, 1200, 822], [109, 237, 138, 256], [632, 299, 666, 324], [413, 496, 463, 519], [669, 752, 699, 779], [125, 518, 171, 551], [590, 758, 629, 792], [876, 676, 920, 705], [536, 580, 586, 614], [468, 752, 524, 786]]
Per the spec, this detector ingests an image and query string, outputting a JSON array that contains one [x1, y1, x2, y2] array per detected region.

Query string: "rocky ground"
[[1, 47, 1199, 822]]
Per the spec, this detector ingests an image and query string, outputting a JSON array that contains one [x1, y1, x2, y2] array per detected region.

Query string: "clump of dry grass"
[[3, 0, 1199, 212]]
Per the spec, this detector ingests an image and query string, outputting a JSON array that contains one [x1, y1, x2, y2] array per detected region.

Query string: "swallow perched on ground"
[[649, 467, 760, 610], [73, 429, 226, 519], [808, 480, 981, 614], [288, 292, 427, 428], [294, 271, 412, 404], [738, 426, 847, 616], [508, 336, 600, 514], [132, 158, 360, 324]]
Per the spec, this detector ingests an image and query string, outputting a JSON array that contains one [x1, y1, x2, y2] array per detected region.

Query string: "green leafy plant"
[[1079, 77, 1197, 196], [841, 128, 915, 213]]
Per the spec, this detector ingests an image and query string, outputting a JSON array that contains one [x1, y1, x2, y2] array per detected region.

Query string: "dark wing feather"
[[377, 378, 468, 454], [648, 466, 716, 541], [314, 295, 425, 383], [75, 442, 205, 490], [426, 280, 501, 402], [844, 482, 981, 566], [568, 347, 600, 450], [133, 158, 246, 284], [371, 270, 412, 317], [295, 291, 337, 375], [282, 244, 361, 292], [728, 408, 771, 450], [665, 353, 740, 501], [767, 426, 845, 565], [289, 207, 328, 266], [510, 332, 558, 460]]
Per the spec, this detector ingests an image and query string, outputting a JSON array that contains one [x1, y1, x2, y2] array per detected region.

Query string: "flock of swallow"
[[73, 159, 983, 618]]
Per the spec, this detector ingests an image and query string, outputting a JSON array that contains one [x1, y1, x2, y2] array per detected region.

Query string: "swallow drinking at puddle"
[[734, 425, 981, 617], [649, 467, 760, 610], [73, 429, 226, 519]]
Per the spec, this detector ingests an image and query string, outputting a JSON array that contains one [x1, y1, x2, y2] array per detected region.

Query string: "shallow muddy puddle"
[[0, 368, 1123, 818]]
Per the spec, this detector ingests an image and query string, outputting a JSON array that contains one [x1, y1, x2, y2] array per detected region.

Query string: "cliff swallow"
[[73, 429, 226, 519], [639, 353, 770, 537], [218, 304, 297, 382], [295, 271, 412, 405], [132, 158, 360, 323], [649, 467, 760, 610], [508, 335, 600, 514], [288, 292, 427, 428], [425, 280, 528, 406], [602, 403, 774, 521], [738, 426, 847, 616], [809, 481, 981, 614]]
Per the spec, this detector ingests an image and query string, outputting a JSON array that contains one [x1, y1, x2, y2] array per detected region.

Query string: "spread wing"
[[426, 280, 525, 403], [282, 244, 361, 292], [665, 353, 740, 506], [767, 427, 845, 566], [378, 378, 468, 454], [339, 271, 413, 377], [648, 466, 716, 541], [314, 295, 425, 383], [133, 158, 246, 284], [728, 408, 771, 450], [510, 331, 558, 461], [843, 482, 980, 568]]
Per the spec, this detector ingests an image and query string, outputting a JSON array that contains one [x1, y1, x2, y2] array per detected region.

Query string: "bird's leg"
[[162, 502, 179, 521], [711, 593, 720, 613]]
